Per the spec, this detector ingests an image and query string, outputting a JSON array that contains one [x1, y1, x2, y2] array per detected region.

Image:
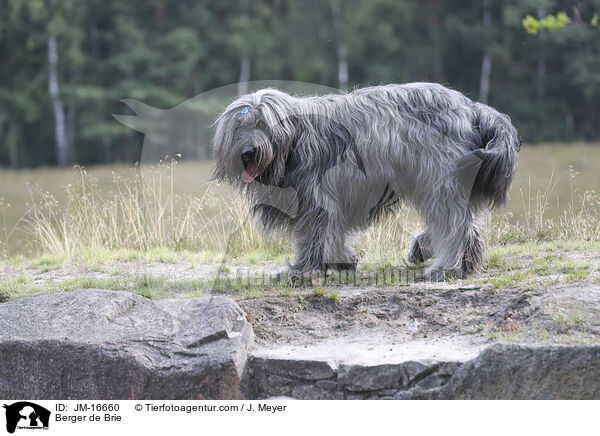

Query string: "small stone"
[[338, 363, 405, 392]]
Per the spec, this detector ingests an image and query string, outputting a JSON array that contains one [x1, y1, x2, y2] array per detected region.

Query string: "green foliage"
[[2, 0, 600, 168], [522, 15, 542, 34], [522, 12, 571, 34]]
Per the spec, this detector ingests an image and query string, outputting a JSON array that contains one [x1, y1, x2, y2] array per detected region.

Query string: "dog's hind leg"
[[460, 216, 485, 277], [407, 230, 433, 264], [424, 208, 484, 281], [417, 175, 485, 281], [425, 224, 467, 281]]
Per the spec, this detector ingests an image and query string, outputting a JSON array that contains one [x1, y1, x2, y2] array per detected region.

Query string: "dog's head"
[[212, 89, 297, 187]]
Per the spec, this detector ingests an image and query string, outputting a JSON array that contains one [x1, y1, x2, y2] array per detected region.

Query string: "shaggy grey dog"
[[213, 83, 520, 280]]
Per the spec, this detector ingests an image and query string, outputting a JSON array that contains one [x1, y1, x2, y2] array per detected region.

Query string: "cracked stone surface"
[[245, 355, 466, 400], [2, 289, 600, 400], [245, 343, 600, 400], [396, 343, 600, 399], [0, 289, 254, 399]]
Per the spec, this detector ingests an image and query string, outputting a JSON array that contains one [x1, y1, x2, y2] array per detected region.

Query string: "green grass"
[[478, 246, 596, 289], [0, 277, 32, 299], [0, 231, 596, 302], [530, 253, 564, 276], [488, 270, 532, 289], [33, 253, 66, 270], [277, 286, 297, 297], [551, 308, 589, 330], [312, 285, 328, 297], [0, 274, 219, 300]]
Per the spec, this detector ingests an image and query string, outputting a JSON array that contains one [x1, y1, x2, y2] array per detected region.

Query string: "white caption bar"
[[0, 400, 596, 435]]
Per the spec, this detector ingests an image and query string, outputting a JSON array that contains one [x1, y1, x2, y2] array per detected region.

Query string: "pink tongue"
[[242, 161, 258, 183]]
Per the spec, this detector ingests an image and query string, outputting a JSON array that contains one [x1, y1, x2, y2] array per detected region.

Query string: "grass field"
[[1, 143, 599, 259]]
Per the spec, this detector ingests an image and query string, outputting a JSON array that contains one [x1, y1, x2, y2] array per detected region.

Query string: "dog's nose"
[[241, 147, 256, 164]]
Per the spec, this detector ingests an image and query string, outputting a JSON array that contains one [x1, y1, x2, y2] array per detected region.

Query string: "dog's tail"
[[463, 103, 520, 208]]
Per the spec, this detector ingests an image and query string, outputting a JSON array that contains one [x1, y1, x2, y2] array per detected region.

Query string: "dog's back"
[[329, 82, 520, 208]]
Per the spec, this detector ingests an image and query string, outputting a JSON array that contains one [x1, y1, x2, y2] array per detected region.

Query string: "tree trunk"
[[8, 121, 18, 169], [67, 99, 75, 150], [596, 108, 600, 140], [536, 7, 546, 100], [155, 0, 165, 26], [238, 53, 251, 95], [237, 0, 251, 95], [332, 0, 348, 89], [48, 0, 68, 166], [337, 44, 349, 89], [479, 0, 492, 104], [536, 58, 546, 100], [428, 0, 444, 83]]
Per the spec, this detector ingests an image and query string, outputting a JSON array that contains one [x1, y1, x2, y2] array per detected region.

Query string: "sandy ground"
[[240, 280, 600, 350], [2, 250, 599, 356]]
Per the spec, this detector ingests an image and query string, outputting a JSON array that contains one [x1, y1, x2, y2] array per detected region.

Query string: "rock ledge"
[[0, 289, 254, 399], [1, 290, 599, 400]]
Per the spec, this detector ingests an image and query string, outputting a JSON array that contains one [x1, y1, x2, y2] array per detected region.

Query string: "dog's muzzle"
[[241, 145, 259, 183]]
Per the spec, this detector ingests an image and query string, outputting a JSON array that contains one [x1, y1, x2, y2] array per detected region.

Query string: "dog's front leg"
[[322, 207, 357, 272], [290, 204, 356, 273], [291, 207, 328, 273]]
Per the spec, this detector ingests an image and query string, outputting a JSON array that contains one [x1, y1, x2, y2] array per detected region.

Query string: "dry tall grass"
[[490, 166, 600, 245], [1, 157, 599, 261], [18, 158, 283, 260]]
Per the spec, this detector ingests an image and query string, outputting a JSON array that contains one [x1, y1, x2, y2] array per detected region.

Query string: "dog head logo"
[[3, 402, 50, 433], [113, 95, 220, 164]]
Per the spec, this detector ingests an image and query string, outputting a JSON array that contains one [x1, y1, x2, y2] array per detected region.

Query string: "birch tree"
[[48, 0, 68, 165]]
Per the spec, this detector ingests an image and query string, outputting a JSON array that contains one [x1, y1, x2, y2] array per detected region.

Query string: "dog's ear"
[[257, 114, 298, 185], [269, 114, 299, 151], [325, 119, 365, 176], [296, 115, 365, 180]]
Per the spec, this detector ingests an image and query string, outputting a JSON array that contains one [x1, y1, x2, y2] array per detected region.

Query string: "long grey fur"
[[213, 82, 520, 280]]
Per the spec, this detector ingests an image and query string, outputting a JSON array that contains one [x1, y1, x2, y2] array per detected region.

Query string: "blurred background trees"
[[0, 0, 599, 168]]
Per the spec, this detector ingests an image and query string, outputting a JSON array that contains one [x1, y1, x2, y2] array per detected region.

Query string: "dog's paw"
[[272, 267, 325, 285], [407, 241, 424, 264], [272, 267, 301, 283], [424, 269, 445, 282], [324, 257, 358, 272], [323, 252, 358, 272], [425, 267, 464, 282], [408, 233, 433, 264]]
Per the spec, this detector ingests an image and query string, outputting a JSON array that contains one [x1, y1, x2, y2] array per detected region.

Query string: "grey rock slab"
[[0, 289, 254, 399], [3, 289, 599, 400], [397, 343, 600, 400], [246, 337, 479, 399], [244, 357, 337, 398], [338, 363, 406, 392], [248, 341, 600, 399]]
